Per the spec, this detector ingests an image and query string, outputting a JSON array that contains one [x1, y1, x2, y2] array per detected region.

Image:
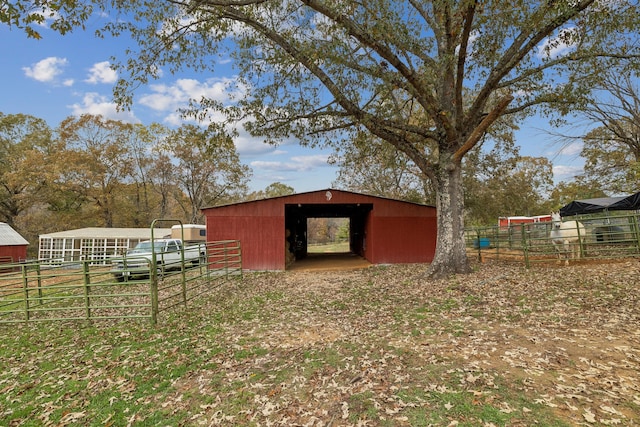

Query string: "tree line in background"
[[0, 113, 251, 249], [2, 67, 639, 255]]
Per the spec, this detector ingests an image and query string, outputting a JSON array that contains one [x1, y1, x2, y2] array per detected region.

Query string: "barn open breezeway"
[[202, 189, 437, 271], [284, 202, 373, 263]]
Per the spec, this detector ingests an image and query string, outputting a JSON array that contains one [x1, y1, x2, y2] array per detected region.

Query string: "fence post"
[[180, 243, 187, 307], [631, 214, 640, 254], [576, 220, 585, 259], [151, 260, 159, 325], [35, 264, 43, 306], [82, 260, 91, 319], [521, 224, 530, 269], [180, 258, 187, 308], [21, 264, 30, 322], [228, 243, 231, 279]]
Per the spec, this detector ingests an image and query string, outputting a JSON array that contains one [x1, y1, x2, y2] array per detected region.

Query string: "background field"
[[307, 241, 350, 253]]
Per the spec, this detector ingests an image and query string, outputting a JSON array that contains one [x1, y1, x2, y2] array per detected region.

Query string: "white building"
[[38, 227, 172, 264]]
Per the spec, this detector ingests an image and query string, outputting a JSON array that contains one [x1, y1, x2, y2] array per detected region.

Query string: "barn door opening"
[[284, 203, 372, 269], [307, 218, 350, 253]]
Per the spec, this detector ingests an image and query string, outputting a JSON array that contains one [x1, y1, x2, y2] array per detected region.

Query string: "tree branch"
[[454, 94, 513, 163], [466, 0, 596, 130]]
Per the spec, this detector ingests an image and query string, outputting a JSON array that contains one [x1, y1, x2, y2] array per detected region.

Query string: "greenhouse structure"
[[38, 227, 172, 265]]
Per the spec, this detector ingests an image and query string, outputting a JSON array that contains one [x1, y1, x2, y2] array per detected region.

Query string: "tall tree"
[[332, 132, 433, 204], [337, 133, 553, 226], [9, 1, 639, 276], [110, 0, 640, 277], [160, 124, 251, 223], [546, 177, 607, 210], [245, 182, 295, 201], [148, 151, 179, 220], [56, 115, 135, 227], [263, 182, 295, 198], [464, 139, 554, 225], [0, 113, 54, 229], [578, 73, 640, 194], [126, 123, 171, 226]]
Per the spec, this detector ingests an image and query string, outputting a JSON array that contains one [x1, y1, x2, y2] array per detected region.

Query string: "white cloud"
[[23, 57, 68, 83], [68, 92, 139, 123], [139, 79, 270, 155], [290, 154, 331, 169], [139, 77, 245, 112], [85, 61, 118, 84], [137, 75, 286, 157], [234, 133, 274, 155], [558, 141, 583, 156], [251, 154, 330, 172], [537, 27, 578, 59], [28, 7, 59, 28], [251, 160, 296, 171], [553, 164, 583, 180]]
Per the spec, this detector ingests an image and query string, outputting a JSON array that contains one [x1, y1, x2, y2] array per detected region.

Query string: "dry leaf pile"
[[1, 259, 639, 426]]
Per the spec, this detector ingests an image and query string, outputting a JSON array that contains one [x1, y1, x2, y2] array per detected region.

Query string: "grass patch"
[[1, 262, 638, 426]]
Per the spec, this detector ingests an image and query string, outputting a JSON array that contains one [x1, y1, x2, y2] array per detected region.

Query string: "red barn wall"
[[0, 245, 28, 263], [367, 216, 437, 264], [203, 190, 437, 270], [206, 201, 286, 270], [363, 198, 437, 264]]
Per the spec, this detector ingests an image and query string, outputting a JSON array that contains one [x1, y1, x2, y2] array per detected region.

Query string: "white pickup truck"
[[111, 238, 206, 281]]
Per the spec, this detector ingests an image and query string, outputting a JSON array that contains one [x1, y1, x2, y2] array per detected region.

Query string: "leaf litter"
[[1, 259, 639, 426]]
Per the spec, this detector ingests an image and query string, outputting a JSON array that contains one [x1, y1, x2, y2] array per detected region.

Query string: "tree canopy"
[[579, 73, 640, 195], [0, 113, 54, 228], [4, 0, 640, 276], [109, 0, 640, 276], [0, 112, 251, 252]]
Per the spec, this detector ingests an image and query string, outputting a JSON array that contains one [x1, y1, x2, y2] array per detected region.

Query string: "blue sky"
[[0, 17, 586, 193]]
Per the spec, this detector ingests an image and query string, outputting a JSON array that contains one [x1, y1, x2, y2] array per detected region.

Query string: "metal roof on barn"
[[0, 222, 29, 246]]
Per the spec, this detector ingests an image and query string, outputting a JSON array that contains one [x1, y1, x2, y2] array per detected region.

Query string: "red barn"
[[0, 222, 29, 264], [498, 215, 552, 228], [202, 189, 437, 270]]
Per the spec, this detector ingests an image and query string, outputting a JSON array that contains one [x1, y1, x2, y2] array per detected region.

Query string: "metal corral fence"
[[466, 212, 640, 267], [0, 240, 241, 325]]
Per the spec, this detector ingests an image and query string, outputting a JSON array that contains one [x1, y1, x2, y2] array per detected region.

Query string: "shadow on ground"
[[287, 252, 371, 272]]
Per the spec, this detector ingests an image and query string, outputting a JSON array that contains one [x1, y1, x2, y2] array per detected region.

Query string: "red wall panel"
[[207, 215, 285, 270], [368, 217, 436, 263], [0, 245, 28, 263]]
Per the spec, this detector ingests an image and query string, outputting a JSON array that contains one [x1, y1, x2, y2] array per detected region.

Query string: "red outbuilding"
[[0, 222, 29, 264], [202, 189, 437, 270]]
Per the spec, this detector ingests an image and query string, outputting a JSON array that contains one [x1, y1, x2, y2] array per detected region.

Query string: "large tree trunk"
[[427, 161, 471, 278]]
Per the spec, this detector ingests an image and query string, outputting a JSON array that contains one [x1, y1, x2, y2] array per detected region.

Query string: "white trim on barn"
[[38, 227, 171, 264]]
